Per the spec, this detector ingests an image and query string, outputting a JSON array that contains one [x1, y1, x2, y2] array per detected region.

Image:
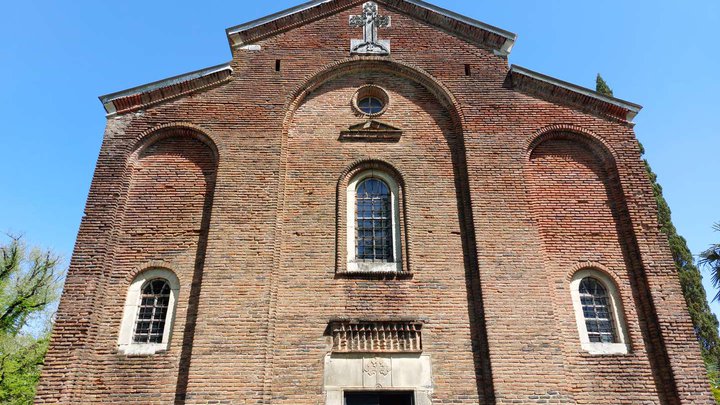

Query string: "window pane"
[[579, 277, 617, 344], [356, 178, 393, 262], [133, 279, 172, 344], [358, 97, 384, 115]]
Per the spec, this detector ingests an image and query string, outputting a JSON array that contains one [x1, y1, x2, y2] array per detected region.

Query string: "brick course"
[[37, 1, 712, 403]]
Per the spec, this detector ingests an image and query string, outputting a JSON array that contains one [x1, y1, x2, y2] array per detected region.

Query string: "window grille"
[[356, 178, 393, 262], [579, 277, 617, 343], [133, 279, 171, 344], [330, 321, 423, 353]]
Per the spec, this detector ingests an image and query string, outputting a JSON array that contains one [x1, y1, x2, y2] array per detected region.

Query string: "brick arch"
[[271, 57, 495, 403], [566, 261, 623, 285], [282, 57, 465, 134], [104, 125, 219, 403], [128, 122, 220, 166], [524, 130, 679, 403], [526, 124, 618, 170], [124, 260, 182, 284], [337, 158, 406, 190]]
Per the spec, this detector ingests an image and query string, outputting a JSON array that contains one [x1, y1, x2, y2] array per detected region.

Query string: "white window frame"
[[118, 268, 180, 355], [570, 269, 629, 355], [346, 170, 402, 273]]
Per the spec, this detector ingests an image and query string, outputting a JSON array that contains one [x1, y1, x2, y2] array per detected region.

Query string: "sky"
[[1, 1, 719, 313]]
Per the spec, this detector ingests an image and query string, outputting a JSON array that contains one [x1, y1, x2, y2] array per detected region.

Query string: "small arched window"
[[133, 279, 171, 344], [570, 269, 629, 355], [356, 178, 393, 262], [346, 170, 402, 273], [578, 277, 616, 343], [118, 268, 180, 355]]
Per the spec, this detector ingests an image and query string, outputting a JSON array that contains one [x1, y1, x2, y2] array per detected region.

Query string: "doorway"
[[345, 392, 414, 405]]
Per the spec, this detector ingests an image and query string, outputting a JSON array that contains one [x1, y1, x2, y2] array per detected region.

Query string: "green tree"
[[639, 144, 720, 360], [596, 74, 614, 97], [0, 235, 63, 404], [640, 143, 720, 400], [596, 76, 720, 366], [709, 362, 720, 402]]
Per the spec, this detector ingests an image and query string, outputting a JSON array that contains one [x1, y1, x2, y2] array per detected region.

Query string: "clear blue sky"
[[1, 1, 719, 313]]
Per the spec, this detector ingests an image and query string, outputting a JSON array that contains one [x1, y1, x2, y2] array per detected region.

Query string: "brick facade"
[[36, 0, 713, 403]]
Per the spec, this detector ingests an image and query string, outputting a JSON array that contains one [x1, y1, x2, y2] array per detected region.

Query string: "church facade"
[[37, 1, 713, 404]]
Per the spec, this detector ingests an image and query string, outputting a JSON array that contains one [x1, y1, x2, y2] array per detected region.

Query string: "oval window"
[[353, 85, 389, 116]]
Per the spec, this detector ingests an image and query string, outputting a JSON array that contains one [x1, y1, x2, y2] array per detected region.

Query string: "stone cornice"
[[508, 65, 643, 123], [99, 63, 233, 117]]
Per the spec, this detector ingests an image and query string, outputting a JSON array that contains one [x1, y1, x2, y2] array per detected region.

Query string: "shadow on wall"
[[130, 128, 219, 405], [526, 131, 679, 403]]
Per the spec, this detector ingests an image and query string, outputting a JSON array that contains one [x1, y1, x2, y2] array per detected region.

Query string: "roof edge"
[[99, 62, 233, 114], [225, 0, 517, 54], [226, 0, 334, 37], [510, 65, 642, 122]]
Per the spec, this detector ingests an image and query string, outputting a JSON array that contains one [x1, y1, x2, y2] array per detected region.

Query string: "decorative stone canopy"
[[328, 320, 423, 353], [339, 120, 403, 142]]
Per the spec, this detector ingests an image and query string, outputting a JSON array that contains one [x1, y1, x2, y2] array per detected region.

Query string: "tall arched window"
[[570, 269, 629, 354], [346, 170, 402, 273], [118, 268, 180, 355], [356, 178, 393, 262]]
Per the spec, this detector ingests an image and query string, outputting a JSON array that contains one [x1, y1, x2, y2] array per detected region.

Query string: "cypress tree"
[[596, 74, 614, 97], [597, 76, 720, 398], [641, 148, 720, 361], [641, 145, 720, 399]]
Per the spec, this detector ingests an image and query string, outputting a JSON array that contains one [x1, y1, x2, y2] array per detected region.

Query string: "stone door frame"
[[324, 353, 433, 405]]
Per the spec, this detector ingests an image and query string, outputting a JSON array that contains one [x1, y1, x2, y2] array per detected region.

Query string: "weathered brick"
[[36, 1, 712, 404]]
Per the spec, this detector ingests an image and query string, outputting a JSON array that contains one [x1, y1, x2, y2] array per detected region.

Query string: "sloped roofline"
[[509, 65, 643, 122], [225, 0, 517, 55], [99, 63, 233, 116], [97, 2, 644, 122]]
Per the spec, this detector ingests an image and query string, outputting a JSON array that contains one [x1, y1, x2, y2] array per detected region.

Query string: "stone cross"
[[349, 2, 391, 55]]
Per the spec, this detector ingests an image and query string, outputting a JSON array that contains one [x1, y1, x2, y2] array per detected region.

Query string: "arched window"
[[118, 268, 180, 355], [356, 178, 393, 262], [579, 277, 616, 343], [570, 269, 629, 354], [133, 279, 171, 344], [346, 170, 402, 273]]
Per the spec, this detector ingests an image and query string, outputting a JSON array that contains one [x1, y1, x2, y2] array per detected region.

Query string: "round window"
[[352, 85, 389, 116], [358, 97, 384, 115]]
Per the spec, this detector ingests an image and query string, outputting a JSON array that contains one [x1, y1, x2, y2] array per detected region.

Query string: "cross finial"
[[349, 2, 391, 55]]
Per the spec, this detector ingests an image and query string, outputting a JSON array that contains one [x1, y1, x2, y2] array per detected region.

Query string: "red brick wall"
[[37, 1, 712, 403], [526, 135, 663, 403]]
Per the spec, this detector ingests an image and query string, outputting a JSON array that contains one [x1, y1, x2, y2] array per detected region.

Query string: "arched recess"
[[268, 58, 495, 403], [524, 127, 678, 404], [281, 57, 465, 134], [108, 125, 218, 404]]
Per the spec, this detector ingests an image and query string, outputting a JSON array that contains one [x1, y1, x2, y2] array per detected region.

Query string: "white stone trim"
[[346, 170, 402, 273], [324, 353, 432, 405], [570, 269, 630, 355], [117, 268, 180, 355]]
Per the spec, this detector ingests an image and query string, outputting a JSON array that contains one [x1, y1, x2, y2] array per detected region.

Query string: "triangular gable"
[[97, 1, 644, 122], [226, 0, 517, 56], [340, 120, 403, 141]]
